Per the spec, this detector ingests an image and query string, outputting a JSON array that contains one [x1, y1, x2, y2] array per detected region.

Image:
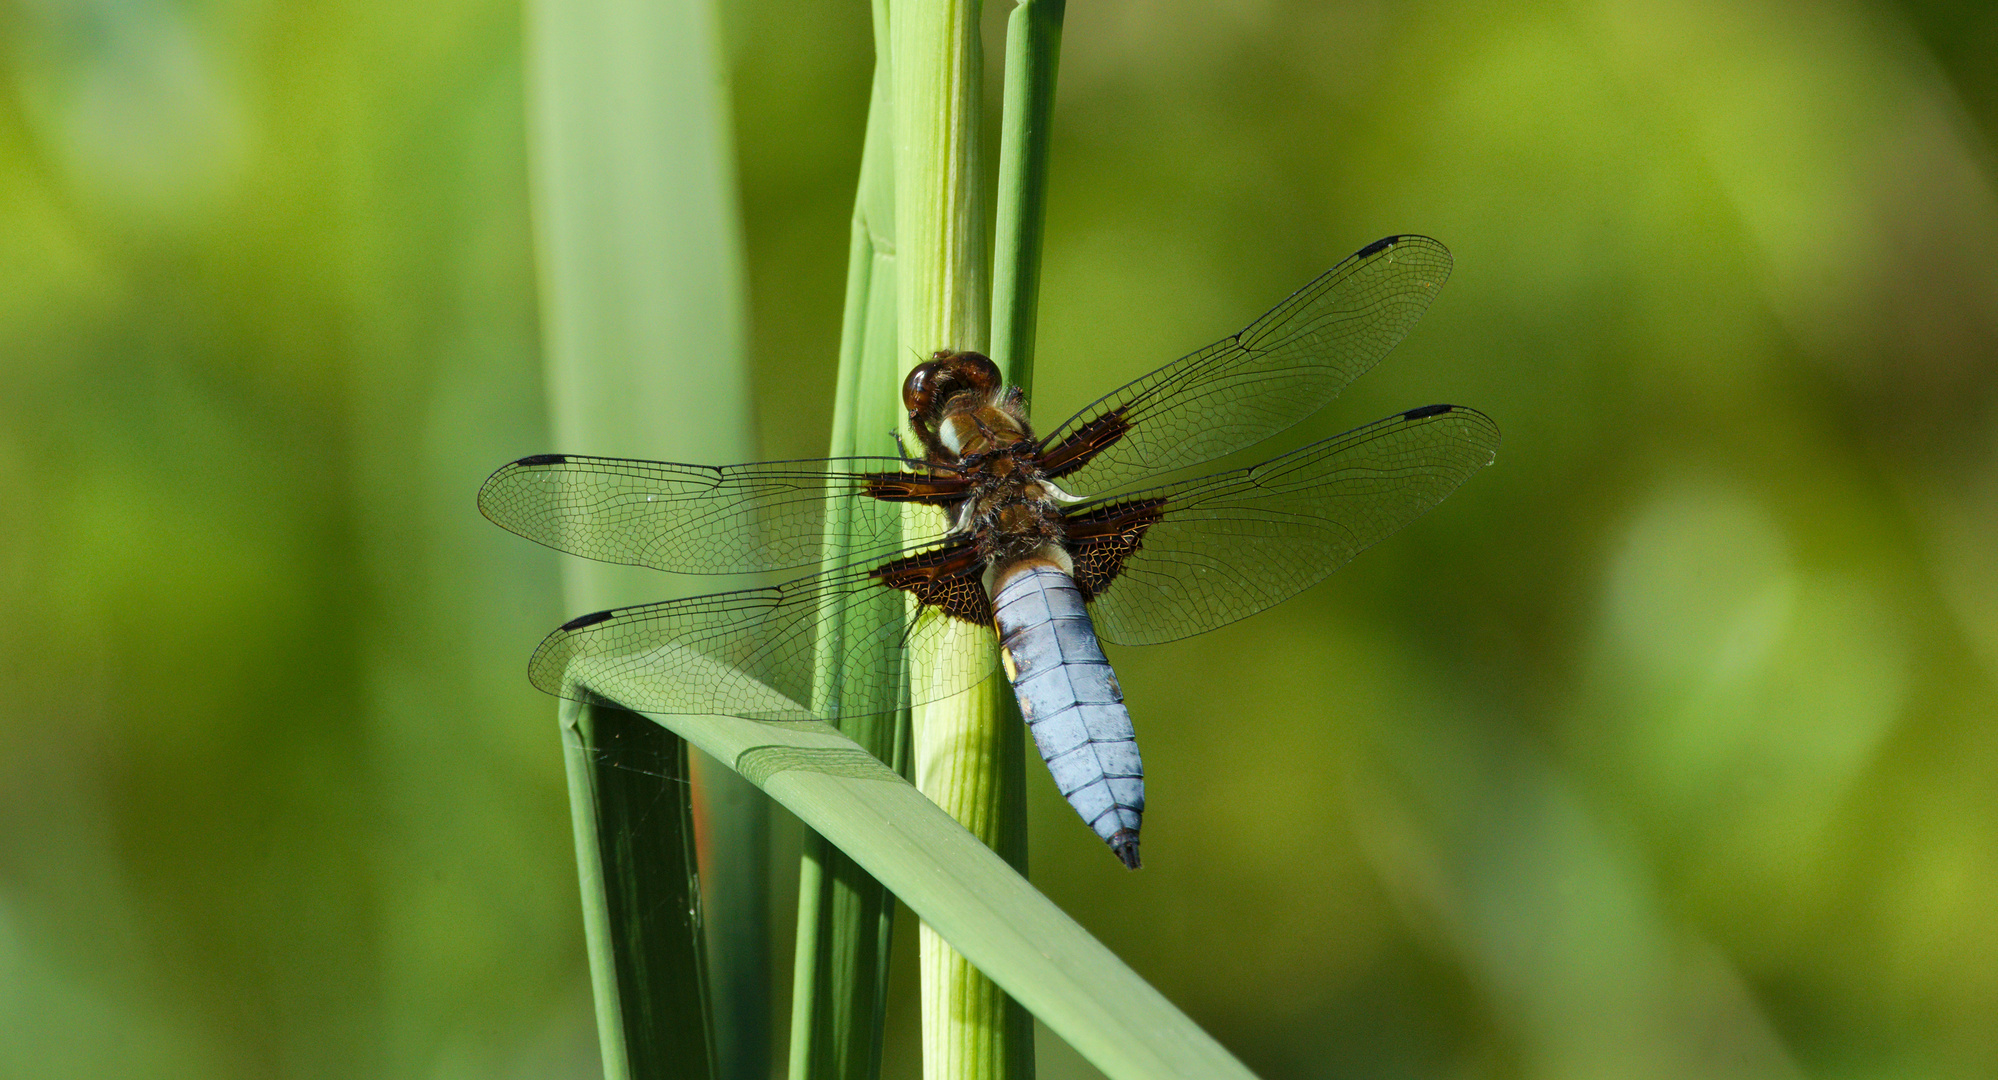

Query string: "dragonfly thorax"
[[938, 438, 1063, 568], [901, 350, 1068, 569], [974, 489, 1066, 566]]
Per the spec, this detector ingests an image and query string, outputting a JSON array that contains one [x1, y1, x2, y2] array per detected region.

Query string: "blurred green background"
[[5, 0, 1998, 1077]]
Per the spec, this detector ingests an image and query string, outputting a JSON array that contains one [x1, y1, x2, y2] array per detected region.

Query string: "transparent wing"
[[1039, 235, 1452, 497], [478, 453, 962, 575], [1082, 405, 1499, 646], [526, 550, 999, 721]]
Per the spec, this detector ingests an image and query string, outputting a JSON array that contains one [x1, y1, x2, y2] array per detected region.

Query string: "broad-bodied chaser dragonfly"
[[480, 235, 1498, 869]]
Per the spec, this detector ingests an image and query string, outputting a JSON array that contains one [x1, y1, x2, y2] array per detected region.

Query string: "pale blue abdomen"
[[991, 562, 1144, 868]]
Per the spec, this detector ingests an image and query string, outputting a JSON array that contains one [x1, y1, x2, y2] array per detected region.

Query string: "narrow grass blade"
[[972, 3, 1068, 1068], [789, 0, 907, 1076], [991, 0, 1066, 383], [525, 0, 756, 1075]]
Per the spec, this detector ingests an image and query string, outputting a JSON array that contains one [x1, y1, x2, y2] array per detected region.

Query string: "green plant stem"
[[990, 0, 1065, 382], [975, 0, 1069, 1072], [788, 0, 906, 1071], [892, 0, 989, 359], [889, 1, 1034, 1078]]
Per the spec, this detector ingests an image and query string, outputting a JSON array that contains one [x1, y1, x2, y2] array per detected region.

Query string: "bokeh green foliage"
[[4, 1, 1998, 1078]]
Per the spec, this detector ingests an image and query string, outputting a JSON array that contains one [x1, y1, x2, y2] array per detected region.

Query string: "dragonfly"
[[480, 234, 1499, 869]]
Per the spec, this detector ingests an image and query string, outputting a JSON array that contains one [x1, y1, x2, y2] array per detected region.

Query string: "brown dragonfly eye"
[[904, 351, 1002, 418], [948, 351, 1001, 395], [902, 360, 941, 414]]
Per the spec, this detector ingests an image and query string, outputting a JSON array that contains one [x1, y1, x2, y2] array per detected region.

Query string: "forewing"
[[527, 552, 999, 721], [1079, 405, 1500, 646], [1039, 235, 1452, 497], [478, 454, 965, 574]]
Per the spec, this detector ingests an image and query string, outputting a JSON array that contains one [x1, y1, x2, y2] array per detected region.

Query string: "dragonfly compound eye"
[[905, 351, 1003, 418], [942, 351, 1002, 398], [902, 361, 932, 414]]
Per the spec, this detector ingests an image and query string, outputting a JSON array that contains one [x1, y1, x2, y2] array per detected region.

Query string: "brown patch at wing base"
[[1040, 407, 1132, 479], [1063, 497, 1166, 601], [862, 472, 972, 506], [869, 542, 992, 625]]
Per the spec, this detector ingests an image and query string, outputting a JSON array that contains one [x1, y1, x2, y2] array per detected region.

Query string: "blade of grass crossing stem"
[[889, 1, 1036, 1077], [790, 0, 910, 1073], [637, 708, 1262, 1080], [527, 0, 757, 1075]]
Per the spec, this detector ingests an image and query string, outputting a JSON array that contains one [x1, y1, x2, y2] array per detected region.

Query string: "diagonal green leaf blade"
[[647, 708, 1262, 1080]]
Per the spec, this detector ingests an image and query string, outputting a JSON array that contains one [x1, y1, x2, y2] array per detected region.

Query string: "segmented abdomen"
[[992, 562, 1144, 869]]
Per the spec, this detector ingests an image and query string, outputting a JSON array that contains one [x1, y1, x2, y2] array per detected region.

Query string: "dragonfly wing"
[[1070, 405, 1500, 647], [1039, 235, 1452, 497], [528, 551, 1000, 721], [478, 454, 969, 575]]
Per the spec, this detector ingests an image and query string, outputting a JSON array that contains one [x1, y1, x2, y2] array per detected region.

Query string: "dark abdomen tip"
[[1110, 830, 1142, 870]]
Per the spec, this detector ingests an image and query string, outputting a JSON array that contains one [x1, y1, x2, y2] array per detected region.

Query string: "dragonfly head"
[[904, 350, 1002, 417], [904, 350, 1006, 461]]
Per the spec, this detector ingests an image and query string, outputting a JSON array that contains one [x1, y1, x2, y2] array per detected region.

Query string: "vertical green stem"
[[890, 1, 1035, 1078], [790, 0, 906, 1076], [990, 0, 1065, 385], [983, 2, 1066, 1072], [892, 0, 989, 358]]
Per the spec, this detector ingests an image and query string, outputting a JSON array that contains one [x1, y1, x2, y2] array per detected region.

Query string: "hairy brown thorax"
[[864, 350, 1164, 626], [903, 350, 1069, 570]]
